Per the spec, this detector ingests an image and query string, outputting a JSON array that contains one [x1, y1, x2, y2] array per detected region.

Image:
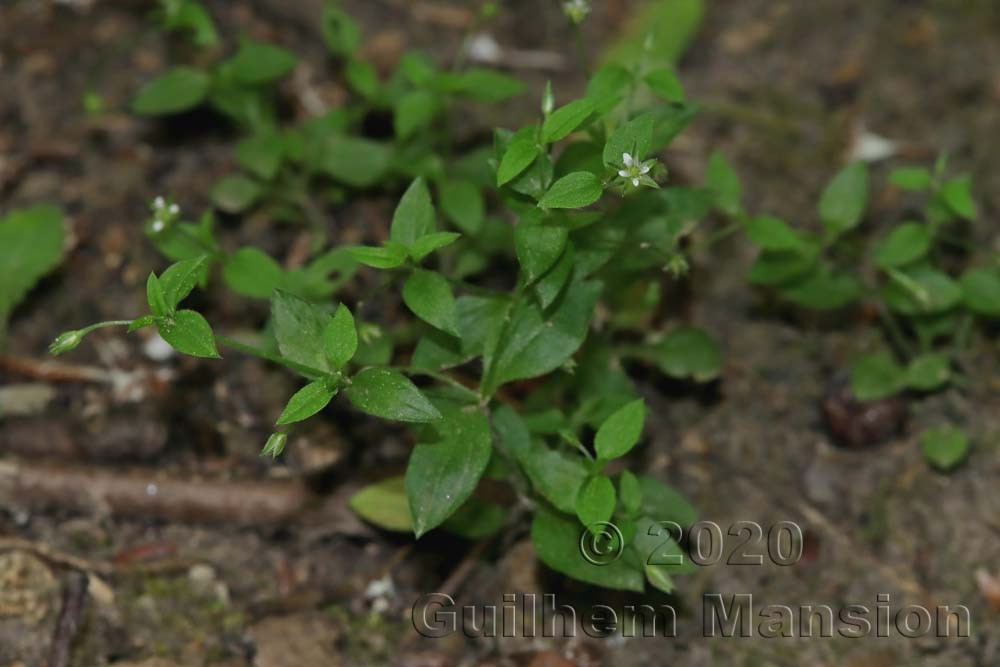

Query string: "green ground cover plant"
[[45, 0, 995, 592]]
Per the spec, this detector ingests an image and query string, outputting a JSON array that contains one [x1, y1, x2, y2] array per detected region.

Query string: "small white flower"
[[168, 203, 180, 215], [151, 219, 165, 233], [153, 196, 165, 210], [617, 153, 659, 189], [563, 0, 590, 23]]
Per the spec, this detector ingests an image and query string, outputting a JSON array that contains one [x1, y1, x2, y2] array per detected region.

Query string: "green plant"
[[0, 205, 65, 343], [729, 153, 996, 457], [51, 1, 730, 594]]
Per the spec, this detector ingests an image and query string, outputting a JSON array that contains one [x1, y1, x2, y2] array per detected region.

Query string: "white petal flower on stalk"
[[563, 0, 590, 24], [617, 153, 660, 190]]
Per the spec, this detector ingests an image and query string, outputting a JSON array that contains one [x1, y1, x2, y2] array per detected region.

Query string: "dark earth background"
[[2, 0, 1000, 665]]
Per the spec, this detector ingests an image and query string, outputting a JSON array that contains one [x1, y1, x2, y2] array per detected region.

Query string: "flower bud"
[[261, 432, 288, 459], [49, 330, 84, 356]]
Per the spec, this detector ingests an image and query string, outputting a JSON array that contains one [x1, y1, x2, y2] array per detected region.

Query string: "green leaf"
[[322, 3, 362, 55], [889, 167, 931, 191], [323, 304, 357, 370], [402, 269, 459, 336], [271, 289, 331, 372], [483, 280, 601, 394], [438, 180, 484, 234], [349, 477, 412, 532], [531, 509, 645, 591], [780, 268, 863, 310], [346, 368, 442, 422], [497, 133, 540, 186], [406, 402, 492, 537], [159, 256, 209, 310], [132, 67, 210, 115], [920, 425, 969, 471], [644, 69, 685, 102], [395, 90, 437, 139], [575, 475, 616, 529], [748, 242, 821, 286], [603, 113, 654, 166], [941, 175, 977, 220], [277, 380, 338, 425], [0, 205, 65, 332], [638, 476, 697, 527], [442, 498, 506, 539], [851, 351, 904, 401], [541, 98, 595, 143], [819, 162, 869, 236], [619, 471, 642, 515], [538, 172, 604, 209], [345, 58, 378, 97], [960, 268, 1000, 317], [706, 151, 741, 215], [651, 327, 721, 382], [146, 273, 169, 317], [160, 0, 219, 47], [874, 222, 932, 269], [594, 399, 646, 460], [745, 215, 801, 251], [390, 178, 436, 246], [438, 68, 525, 102], [632, 516, 698, 593], [236, 132, 285, 180], [515, 223, 568, 284], [317, 135, 391, 187], [223, 247, 285, 298], [905, 353, 951, 392], [348, 244, 408, 269], [882, 267, 962, 315], [230, 38, 297, 85], [409, 232, 461, 262], [158, 309, 220, 358], [211, 175, 262, 214], [522, 447, 588, 514], [534, 241, 575, 309]]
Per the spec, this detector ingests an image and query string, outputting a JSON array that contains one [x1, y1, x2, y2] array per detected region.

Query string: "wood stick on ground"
[[47, 571, 89, 667], [0, 460, 315, 526], [0, 354, 111, 383]]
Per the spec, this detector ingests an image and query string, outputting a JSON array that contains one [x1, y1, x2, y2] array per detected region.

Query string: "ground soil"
[[2, 0, 1000, 665]]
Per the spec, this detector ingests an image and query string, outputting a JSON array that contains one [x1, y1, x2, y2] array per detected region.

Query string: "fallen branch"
[[0, 461, 315, 526], [0, 353, 111, 383]]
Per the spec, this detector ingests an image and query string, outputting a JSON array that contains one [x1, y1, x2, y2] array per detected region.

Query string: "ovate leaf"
[[0, 205, 65, 332], [390, 178, 436, 246], [402, 269, 459, 336], [575, 475, 616, 529], [851, 351, 903, 401], [406, 401, 492, 536], [132, 67, 210, 115], [651, 327, 721, 382], [921, 425, 969, 471], [874, 222, 931, 269], [271, 289, 331, 371], [158, 309, 219, 358], [542, 98, 595, 143], [819, 162, 868, 236], [594, 399, 646, 460], [323, 304, 357, 369], [346, 368, 442, 422], [276, 380, 338, 425], [538, 172, 604, 210], [350, 477, 412, 532]]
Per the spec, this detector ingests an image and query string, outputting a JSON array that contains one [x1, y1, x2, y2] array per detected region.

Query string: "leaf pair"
[[141, 256, 219, 358]]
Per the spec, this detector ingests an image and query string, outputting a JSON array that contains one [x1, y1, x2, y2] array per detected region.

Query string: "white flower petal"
[[153, 196, 165, 209], [632, 177, 640, 187], [618, 169, 629, 178], [622, 153, 633, 166], [639, 164, 651, 174]]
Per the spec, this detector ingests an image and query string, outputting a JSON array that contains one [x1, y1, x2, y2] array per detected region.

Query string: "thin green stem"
[[80, 320, 134, 335]]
